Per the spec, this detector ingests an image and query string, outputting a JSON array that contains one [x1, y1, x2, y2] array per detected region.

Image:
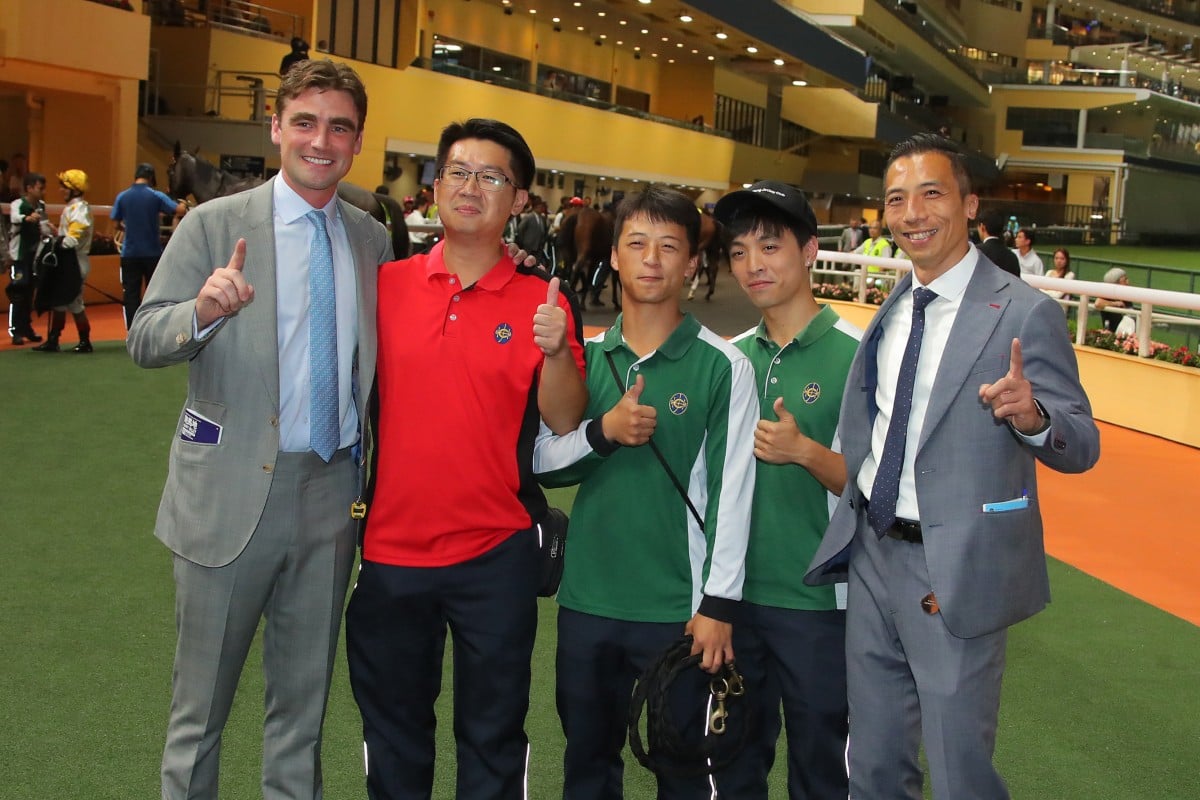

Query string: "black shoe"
[[73, 341, 94, 354], [23, 332, 43, 343], [12, 336, 27, 345], [31, 340, 61, 352]]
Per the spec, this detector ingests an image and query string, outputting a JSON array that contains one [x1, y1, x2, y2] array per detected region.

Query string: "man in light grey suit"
[[806, 133, 1100, 799], [128, 60, 391, 799]]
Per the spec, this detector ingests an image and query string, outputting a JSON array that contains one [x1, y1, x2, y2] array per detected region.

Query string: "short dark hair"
[[276, 58, 368, 131], [886, 133, 971, 196], [1017, 227, 1036, 246], [135, 163, 157, 184], [721, 199, 814, 251], [436, 118, 535, 190], [23, 172, 45, 190], [612, 185, 700, 255], [977, 208, 1005, 236]]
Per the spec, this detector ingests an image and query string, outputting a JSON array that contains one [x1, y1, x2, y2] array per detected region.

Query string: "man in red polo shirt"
[[346, 118, 587, 799]]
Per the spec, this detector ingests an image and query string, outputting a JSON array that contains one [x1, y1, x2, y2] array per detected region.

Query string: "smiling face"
[[612, 212, 697, 306], [729, 224, 817, 312], [270, 87, 362, 208], [434, 137, 527, 241], [883, 150, 978, 282]]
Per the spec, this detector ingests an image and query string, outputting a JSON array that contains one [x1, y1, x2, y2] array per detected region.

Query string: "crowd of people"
[[6, 58, 1108, 800]]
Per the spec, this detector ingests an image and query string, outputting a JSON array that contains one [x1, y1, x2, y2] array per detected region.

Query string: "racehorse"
[[687, 210, 724, 302], [169, 143, 410, 259], [560, 206, 616, 310]]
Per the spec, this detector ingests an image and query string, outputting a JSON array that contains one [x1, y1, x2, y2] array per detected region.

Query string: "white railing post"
[[1138, 303, 1154, 357], [1075, 293, 1089, 346]]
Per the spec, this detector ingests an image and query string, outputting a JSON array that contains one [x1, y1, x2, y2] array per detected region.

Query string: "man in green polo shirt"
[[713, 180, 862, 799], [535, 184, 758, 798]]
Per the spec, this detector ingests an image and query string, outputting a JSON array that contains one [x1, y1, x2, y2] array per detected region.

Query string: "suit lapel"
[[240, 181, 280, 407], [918, 265, 1011, 450], [339, 198, 379, 424], [843, 273, 911, 468]]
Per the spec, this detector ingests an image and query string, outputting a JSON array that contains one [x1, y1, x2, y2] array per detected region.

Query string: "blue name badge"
[[982, 495, 1029, 513], [180, 408, 223, 446]]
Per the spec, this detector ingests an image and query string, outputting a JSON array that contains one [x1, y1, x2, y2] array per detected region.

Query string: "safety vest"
[[863, 237, 890, 272]]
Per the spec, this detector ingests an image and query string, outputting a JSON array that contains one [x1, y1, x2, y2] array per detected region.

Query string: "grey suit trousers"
[[161, 449, 358, 800], [846, 511, 1010, 800]]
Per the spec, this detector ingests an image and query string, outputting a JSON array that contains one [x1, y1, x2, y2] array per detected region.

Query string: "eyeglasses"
[[438, 166, 515, 192]]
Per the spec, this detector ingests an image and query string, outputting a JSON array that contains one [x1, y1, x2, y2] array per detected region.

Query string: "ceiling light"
[[552, 16, 560, 21], [638, 0, 651, 4], [707, 55, 715, 61], [680, 14, 693, 22], [746, 46, 758, 53], [792, 79, 807, 86], [774, 58, 785, 66], [715, 30, 728, 40]]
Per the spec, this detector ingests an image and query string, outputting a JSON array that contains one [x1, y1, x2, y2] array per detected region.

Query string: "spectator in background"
[[403, 195, 431, 252], [855, 219, 893, 287], [1043, 248, 1075, 303], [33, 169, 94, 353], [516, 194, 549, 263], [839, 216, 864, 252], [279, 37, 309, 77], [976, 208, 1021, 277], [1096, 267, 1133, 333], [111, 163, 187, 329], [1013, 228, 1044, 276], [8, 172, 53, 345]]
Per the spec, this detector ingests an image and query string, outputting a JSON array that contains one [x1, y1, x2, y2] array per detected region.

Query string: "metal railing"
[[811, 250, 1200, 358], [146, 0, 302, 42], [417, 58, 732, 140]]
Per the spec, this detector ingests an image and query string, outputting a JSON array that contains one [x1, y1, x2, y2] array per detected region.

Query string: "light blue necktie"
[[307, 210, 339, 462], [868, 286, 937, 536]]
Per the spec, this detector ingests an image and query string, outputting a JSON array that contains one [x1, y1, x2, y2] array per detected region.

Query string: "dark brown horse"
[[168, 143, 410, 258], [560, 206, 617, 310], [687, 210, 724, 302]]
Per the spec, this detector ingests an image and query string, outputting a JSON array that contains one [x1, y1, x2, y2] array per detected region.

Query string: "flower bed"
[[812, 283, 888, 305], [1083, 328, 1200, 369]]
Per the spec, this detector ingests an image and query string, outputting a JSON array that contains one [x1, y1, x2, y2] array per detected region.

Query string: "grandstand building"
[[4, 0, 1199, 241]]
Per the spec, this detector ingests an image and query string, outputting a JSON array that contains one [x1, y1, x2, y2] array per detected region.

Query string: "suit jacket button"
[[269, 416, 279, 427], [920, 592, 940, 615], [262, 464, 273, 473], [175, 331, 188, 346]]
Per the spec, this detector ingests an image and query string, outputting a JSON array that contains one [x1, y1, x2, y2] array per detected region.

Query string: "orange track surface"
[[9, 305, 1197, 625]]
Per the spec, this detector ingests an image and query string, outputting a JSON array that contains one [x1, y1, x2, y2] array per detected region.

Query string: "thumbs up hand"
[[533, 277, 569, 357], [601, 374, 657, 446], [979, 338, 1045, 434], [196, 238, 255, 329], [754, 396, 813, 465]]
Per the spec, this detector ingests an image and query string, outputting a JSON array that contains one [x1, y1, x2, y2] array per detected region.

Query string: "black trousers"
[[7, 272, 35, 337], [556, 607, 715, 800], [712, 604, 848, 800], [121, 255, 160, 329], [346, 528, 539, 800]]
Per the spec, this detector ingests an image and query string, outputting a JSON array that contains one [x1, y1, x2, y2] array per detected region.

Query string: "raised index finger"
[[226, 238, 247, 271], [1008, 338, 1023, 379], [545, 276, 560, 308]]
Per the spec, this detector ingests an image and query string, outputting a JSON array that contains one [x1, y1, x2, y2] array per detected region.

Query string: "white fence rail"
[[813, 250, 1200, 358]]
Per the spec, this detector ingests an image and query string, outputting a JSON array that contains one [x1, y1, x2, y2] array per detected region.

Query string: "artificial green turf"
[[2, 342, 1198, 798]]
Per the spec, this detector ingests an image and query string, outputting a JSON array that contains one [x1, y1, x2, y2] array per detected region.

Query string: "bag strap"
[[604, 350, 705, 533]]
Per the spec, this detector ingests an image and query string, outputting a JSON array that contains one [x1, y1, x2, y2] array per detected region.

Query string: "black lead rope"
[[628, 635, 749, 778]]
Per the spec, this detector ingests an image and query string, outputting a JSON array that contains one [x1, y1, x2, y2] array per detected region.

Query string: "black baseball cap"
[[713, 180, 818, 237]]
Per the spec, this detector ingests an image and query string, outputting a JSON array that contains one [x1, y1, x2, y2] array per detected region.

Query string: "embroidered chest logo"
[[802, 382, 821, 404], [668, 392, 689, 416], [494, 323, 513, 344]]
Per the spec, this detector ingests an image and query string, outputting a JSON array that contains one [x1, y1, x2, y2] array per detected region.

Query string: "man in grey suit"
[[805, 133, 1100, 799], [127, 60, 391, 799]]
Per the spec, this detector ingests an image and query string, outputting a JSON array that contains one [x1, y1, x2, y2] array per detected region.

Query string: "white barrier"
[[812, 250, 1200, 358]]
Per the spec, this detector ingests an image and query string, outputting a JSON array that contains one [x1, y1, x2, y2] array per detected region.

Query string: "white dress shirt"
[[273, 178, 360, 454], [857, 247, 977, 521]]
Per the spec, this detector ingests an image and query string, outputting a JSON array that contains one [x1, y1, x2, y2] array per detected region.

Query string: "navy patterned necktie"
[[868, 286, 937, 537], [306, 210, 339, 462]]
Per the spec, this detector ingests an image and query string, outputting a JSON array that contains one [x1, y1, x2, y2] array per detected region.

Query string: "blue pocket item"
[[982, 495, 1029, 513], [181, 408, 223, 445]]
